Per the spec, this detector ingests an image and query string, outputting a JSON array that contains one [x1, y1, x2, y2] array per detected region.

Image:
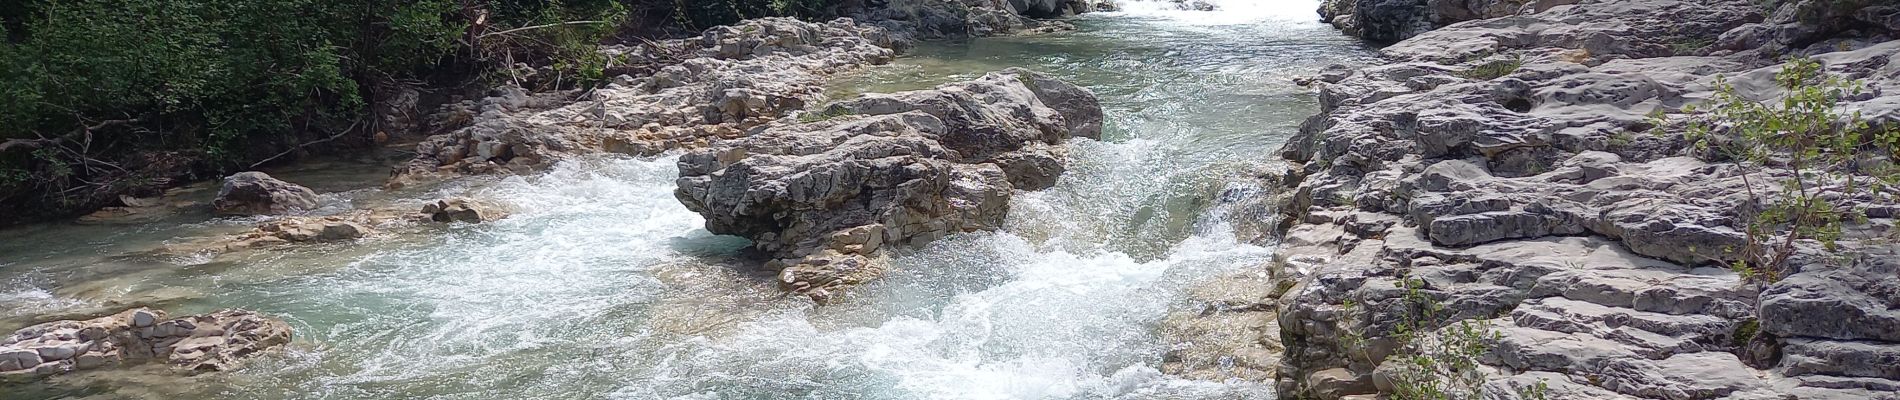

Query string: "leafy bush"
[[1338, 279, 1549, 400], [1676, 58, 1900, 282]]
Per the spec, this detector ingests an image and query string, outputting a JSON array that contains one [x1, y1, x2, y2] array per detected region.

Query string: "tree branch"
[[248, 119, 362, 169], [477, 20, 606, 39]]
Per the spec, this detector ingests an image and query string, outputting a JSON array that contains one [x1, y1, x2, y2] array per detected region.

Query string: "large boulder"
[[675, 68, 1101, 300], [211, 172, 320, 215], [0, 308, 291, 382]]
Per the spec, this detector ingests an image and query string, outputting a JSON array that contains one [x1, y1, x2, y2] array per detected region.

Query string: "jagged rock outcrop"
[[393, 17, 898, 187], [1260, 0, 1900, 399], [855, 0, 1090, 41], [212, 172, 320, 215], [675, 68, 1102, 300], [0, 308, 291, 382]]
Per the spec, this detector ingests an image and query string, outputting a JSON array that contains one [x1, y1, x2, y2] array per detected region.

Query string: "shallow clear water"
[[0, 1, 1373, 399]]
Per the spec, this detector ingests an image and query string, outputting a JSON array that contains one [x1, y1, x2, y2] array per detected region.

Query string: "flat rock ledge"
[[156, 197, 508, 261], [675, 68, 1102, 300], [0, 308, 291, 383], [390, 17, 898, 187], [1210, 0, 1900, 399]]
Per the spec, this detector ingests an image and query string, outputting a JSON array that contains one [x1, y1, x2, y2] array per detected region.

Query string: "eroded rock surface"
[[211, 172, 320, 215], [675, 68, 1102, 300], [1253, 0, 1900, 398], [0, 308, 291, 382], [393, 17, 899, 187]]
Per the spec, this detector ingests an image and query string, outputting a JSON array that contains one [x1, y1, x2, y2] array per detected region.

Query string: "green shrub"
[[1338, 278, 1550, 400], [1675, 58, 1900, 282]]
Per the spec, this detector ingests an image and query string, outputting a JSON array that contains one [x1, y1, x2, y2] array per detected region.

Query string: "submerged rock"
[[0, 308, 291, 382], [157, 196, 511, 260], [675, 68, 1102, 299], [211, 172, 320, 215], [421, 198, 506, 224]]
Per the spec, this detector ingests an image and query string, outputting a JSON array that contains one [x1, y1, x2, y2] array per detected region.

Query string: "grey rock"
[[1759, 251, 1900, 342], [1780, 337, 1900, 380], [0, 308, 290, 382], [211, 172, 320, 215]]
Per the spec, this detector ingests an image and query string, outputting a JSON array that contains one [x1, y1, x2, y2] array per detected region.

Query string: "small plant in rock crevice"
[[1336, 277, 1550, 400], [1660, 57, 1900, 283], [1456, 56, 1525, 81]]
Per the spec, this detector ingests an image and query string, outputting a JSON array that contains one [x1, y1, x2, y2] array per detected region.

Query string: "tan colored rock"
[[0, 308, 290, 382]]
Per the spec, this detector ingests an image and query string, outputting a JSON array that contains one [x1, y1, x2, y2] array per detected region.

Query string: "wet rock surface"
[[211, 172, 320, 215], [675, 68, 1102, 300], [1317, 0, 1558, 43], [1254, 0, 1900, 398], [0, 308, 291, 382]]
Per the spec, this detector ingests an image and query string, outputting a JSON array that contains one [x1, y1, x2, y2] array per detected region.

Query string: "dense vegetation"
[[0, 0, 844, 224]]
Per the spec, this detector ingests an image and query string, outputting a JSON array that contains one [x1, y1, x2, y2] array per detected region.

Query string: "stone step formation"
[[1248, 0, 1900, 398]]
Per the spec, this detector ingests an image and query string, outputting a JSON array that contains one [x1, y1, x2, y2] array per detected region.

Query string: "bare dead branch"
[[477, 20, 606, 39], [248, 119, 363, 169]]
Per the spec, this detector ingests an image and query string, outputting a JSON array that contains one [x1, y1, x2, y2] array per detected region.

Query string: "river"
[[0, 1, 1374, 398]]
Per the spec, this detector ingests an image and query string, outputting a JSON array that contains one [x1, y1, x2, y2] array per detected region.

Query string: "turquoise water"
[[0, 1, 1374, 398]]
